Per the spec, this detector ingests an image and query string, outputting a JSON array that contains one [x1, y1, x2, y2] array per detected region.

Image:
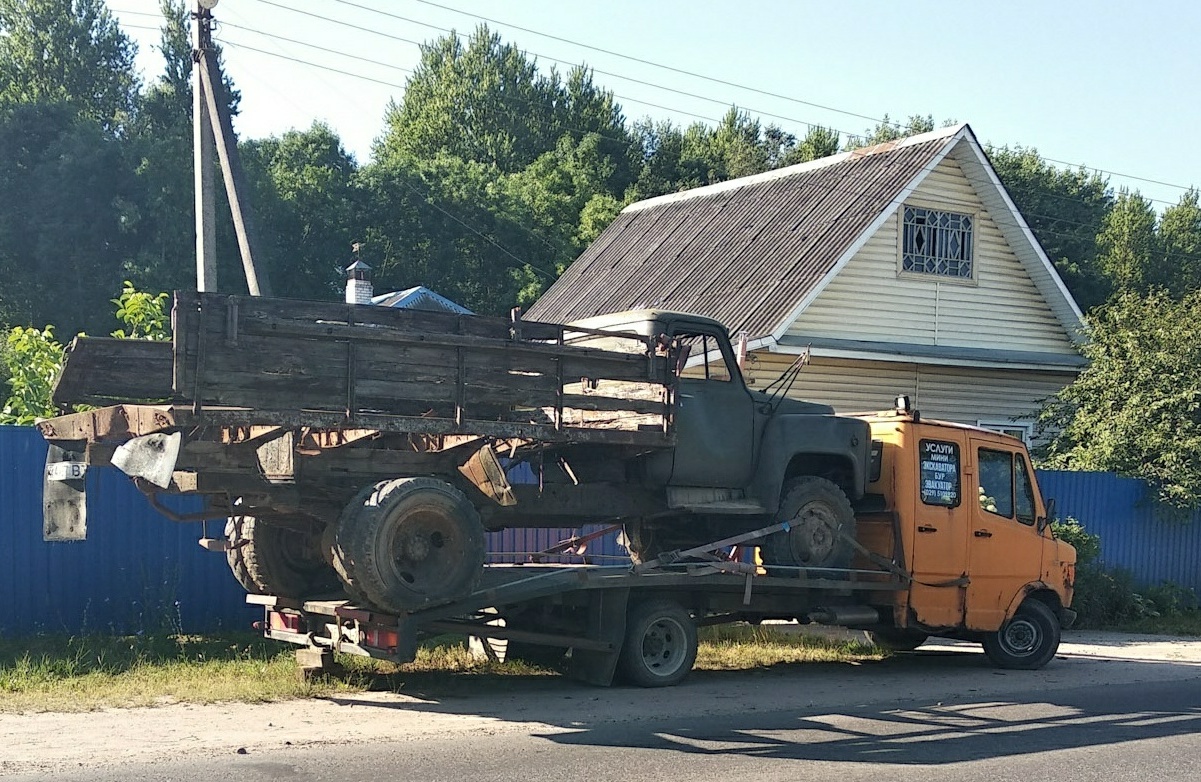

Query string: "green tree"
[[989, 145, 1114, 311], [1039, 289, 1201, 509], [1095, 189, 1159, 294], [0, 325, 64, 425], [0, 0, 138, 130], [1156, 188, 1201, 296], [110, 281, 170, 340], [242, 123, 362, 300], [780, 125, 841, 166], [851, 113, 936, 148]]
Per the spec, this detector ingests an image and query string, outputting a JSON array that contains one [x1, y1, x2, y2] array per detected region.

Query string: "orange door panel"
[[965, 442, 1045, 630], [905, 433, 968, 628]]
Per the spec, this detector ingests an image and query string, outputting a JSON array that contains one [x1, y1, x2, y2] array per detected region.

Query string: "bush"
[[1051, 516, 1201, 629]]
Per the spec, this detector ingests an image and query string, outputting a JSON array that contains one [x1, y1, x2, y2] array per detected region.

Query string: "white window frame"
[[897, 204, 977, 283], [977, 420, 1033, 446]]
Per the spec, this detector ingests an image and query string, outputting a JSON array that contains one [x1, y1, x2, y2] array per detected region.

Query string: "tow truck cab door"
[[666, 326, 756, 487], [905, 427, 970, 628], [964, 438, 1046, 630]]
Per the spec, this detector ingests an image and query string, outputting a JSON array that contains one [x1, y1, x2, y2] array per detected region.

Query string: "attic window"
[[902, 206, 973, 278]]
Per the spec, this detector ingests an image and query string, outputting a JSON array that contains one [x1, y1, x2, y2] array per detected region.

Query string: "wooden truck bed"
[[45, 292, 676, 448]]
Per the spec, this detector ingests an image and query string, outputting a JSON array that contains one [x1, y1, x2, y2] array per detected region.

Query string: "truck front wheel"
[[761, 476, 855, 574], [982, 599, 1061, 670], [332, 477, 486, 613], [225, 516, 341, 597]]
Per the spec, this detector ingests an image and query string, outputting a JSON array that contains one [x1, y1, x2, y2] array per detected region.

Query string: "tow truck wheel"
[[332, 477, 486, 613], [224, 516, 341, 597], [983, 599, 1061, 670], [761, 476, 855, 574], [618, 599, 698, 687]]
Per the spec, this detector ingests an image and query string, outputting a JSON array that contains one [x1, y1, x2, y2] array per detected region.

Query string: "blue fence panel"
[[0, 426, 255, 636], [1037, 469, 1201, 592]]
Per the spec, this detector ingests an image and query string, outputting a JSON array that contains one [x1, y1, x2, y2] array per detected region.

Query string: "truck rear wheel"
[[983, 599, 1061, 670], [332, 477, 486, 613], [761, 476, 855, 574], [618, 599, 698, 687], [224, 516, 341, 598]]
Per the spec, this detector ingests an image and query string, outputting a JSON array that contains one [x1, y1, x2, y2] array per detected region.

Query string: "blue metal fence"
[[5, 423, 1198, 636], [1037, 470, 1201, 592], [0, 426, 254, 636]]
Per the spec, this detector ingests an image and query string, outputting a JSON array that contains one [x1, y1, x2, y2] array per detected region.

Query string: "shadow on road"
[[326, 646, 1201, 765]]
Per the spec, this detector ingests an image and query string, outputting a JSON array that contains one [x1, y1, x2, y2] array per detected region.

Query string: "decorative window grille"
[[902, 206, 973, 278]]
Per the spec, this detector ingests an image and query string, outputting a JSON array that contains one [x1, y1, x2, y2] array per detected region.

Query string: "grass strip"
[[0, 626, 881, 713]]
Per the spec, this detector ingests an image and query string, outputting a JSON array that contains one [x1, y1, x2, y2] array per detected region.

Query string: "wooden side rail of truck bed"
[[47, 291, 677, 448]]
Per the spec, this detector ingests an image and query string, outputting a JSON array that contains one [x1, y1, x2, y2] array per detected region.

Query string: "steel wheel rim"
[[1001, 617, 1040, 656], [380, 505, 463, 597], [640, 616, 688, 677], [791, 500, 838, 564]]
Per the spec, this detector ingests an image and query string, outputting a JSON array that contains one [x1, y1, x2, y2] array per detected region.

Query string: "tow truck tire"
[[761, 476, 855, 575], [983, 599, 1061, 670], [618, 599, 698, 687], [332, 477, 486, 613], [867, 627, 929, 652], [224, 516, 341, 597]]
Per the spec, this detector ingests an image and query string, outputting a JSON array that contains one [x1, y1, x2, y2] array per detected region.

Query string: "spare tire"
[[761, 476, 855, 574], [332, 477, 486, 613]]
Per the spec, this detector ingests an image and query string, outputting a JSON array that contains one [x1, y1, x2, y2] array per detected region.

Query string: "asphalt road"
[[13, 653, 1201, 782]]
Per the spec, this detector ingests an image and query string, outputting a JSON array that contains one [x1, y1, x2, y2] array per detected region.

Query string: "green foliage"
[[1039, 289, 1201, 509], [0, 0, 138, 130], [110, 281, 170, 340], [0, 325, 64, 425], [988, 144, 1114, 311], [1051, 517, 1101, 565]]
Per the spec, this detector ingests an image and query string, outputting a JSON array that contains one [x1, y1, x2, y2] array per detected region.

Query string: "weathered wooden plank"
[[52, 337, 174, 406], [559, 394, 666, 415]]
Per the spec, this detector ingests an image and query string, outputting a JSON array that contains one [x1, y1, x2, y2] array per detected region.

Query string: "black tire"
[[332, 477, 486, 613], [224, 516, 341, 597], [867, 627, 929, 652], [761, 476, 855, 574], [982, 599, 1061, 670], [618, 599, 698, 687]]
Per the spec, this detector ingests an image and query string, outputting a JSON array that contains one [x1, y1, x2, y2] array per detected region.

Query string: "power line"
[[397, 0, 1197, 195]]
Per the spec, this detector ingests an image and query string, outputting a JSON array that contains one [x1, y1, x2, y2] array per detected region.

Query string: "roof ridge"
[[623, 122, 969, 215]]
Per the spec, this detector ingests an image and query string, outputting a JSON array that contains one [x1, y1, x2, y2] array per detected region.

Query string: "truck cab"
[[565, 309, 871, 514], [857, 407, 1077, 647]]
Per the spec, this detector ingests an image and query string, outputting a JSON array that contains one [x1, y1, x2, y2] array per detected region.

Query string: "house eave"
[[769, 336, 1086, 373]]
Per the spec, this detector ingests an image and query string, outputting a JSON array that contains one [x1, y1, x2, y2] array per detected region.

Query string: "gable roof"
[[526, 123, 1084, 347], [372, 286, 473, 314]]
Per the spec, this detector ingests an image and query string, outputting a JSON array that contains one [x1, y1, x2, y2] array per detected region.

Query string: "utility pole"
[[191, 0, 272, 297], [192, 1, 217, 292]]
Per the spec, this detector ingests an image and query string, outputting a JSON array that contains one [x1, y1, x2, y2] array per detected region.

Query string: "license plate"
[[46, 461, 87, 481]]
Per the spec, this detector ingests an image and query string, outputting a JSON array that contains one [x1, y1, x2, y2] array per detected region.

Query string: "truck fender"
[[1003, 581, 1061, 621], [749, 414, 872, 513]]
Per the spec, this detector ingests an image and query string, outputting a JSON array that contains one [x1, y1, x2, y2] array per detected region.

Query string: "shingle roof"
[[526, 125, 965, 338]]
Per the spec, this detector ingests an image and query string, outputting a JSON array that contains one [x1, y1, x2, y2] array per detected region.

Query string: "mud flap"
[[44, 443, 87, 541], [566, 587, 629, 686]]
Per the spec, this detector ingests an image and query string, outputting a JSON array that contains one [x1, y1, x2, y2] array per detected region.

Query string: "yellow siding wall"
[[743, 352, 1072, 429], [786, 155, 1076, 356]]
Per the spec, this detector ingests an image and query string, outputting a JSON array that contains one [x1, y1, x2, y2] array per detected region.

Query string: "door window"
[[977, 449, 1014, 518], [1015, 454, 1036, 526], [678, 333, 733, 382]]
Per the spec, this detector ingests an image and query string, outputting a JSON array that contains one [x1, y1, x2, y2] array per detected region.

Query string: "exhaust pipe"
[[808, 605, 883, 627]]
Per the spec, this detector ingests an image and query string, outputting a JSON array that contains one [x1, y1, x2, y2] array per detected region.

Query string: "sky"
[[106, 0, 1201, 210]]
